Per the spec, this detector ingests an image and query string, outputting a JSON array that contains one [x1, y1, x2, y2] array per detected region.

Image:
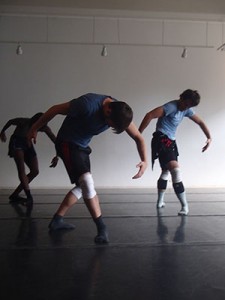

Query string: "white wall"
[[0, 11, 225, 189]]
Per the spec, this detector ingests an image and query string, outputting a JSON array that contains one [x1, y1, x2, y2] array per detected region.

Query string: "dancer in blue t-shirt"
[[28, 93, 148, 244], [139, 89, 211, 215]]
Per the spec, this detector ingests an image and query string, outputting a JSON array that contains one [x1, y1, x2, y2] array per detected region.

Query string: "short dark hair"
[[29, 112, 47, 132], [29, 112, 43, 127], [180, 89, 200, 107], [109, 101, 133, 134]]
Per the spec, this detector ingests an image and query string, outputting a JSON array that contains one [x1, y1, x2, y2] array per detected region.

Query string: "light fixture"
[[181, 47, 187, 58], [16, 43, 23, 55], [101, 45, 107, 57], [217, 43, 225, 51]]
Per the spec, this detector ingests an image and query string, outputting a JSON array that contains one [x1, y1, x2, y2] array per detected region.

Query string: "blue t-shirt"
[[56, 93, 110, 147], [156, 100, 194, 140]]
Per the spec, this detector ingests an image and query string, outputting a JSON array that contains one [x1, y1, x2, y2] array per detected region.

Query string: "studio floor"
[[1, 188, 225, 300]]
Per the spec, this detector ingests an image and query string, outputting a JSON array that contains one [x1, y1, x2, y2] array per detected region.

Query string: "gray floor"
[[1, 189, 225, 300]]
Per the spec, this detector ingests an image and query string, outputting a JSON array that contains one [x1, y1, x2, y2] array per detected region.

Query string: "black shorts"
[[56, 141, 92, 185], [151, 131, 179, 170], [8, 135, 37, 162]]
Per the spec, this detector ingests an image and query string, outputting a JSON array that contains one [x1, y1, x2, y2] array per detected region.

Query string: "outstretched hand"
[[49, 156, 59, 168], [132, 161, 148, 179], [0, 132, 6, 142], [202, 138, 211, 152]]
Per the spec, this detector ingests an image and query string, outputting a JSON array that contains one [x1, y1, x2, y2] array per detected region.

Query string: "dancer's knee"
[[157, 170, 169, 189], [170, 168, 185, 193], [170, 168, 182, 183], [70, 186, 82, 200], [78, 173, 96, 199]]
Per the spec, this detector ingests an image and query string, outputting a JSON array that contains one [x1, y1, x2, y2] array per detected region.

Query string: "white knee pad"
[[170, 168, 182, 183], [78, 173, 96, 199], [160, 170, 170, 181], [70, 186, 82, 200]]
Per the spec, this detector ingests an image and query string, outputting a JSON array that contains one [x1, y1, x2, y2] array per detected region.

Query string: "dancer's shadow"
[[157, 209, 187, 244], [10, 202, 37, 247], [48, 227, 75, 247], [173, 216, 187, 243]]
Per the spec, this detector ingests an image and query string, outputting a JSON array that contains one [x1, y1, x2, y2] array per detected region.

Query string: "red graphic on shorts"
[[162, 138, 172, 147]]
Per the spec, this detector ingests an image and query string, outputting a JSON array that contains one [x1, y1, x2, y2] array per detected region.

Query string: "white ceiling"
[[1, 0, 225, 14]]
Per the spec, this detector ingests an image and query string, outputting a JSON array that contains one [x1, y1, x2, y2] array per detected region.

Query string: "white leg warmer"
[[170, 168, 182, 183], [70, 186, 82, 200], [157, 170, 169, 208], [170, 168, 189, 215], [78, 173, 96, 200], [160, 170, 170, 181]]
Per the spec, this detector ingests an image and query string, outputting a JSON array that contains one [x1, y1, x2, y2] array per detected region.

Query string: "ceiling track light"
[[101, 45, 107, 57], [181, 47, 187, 58], [16, 43, 23, 55]]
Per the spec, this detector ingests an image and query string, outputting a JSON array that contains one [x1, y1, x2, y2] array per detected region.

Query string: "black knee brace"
[[157, 179, 168, 190], [173, 182, 185, 194]]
